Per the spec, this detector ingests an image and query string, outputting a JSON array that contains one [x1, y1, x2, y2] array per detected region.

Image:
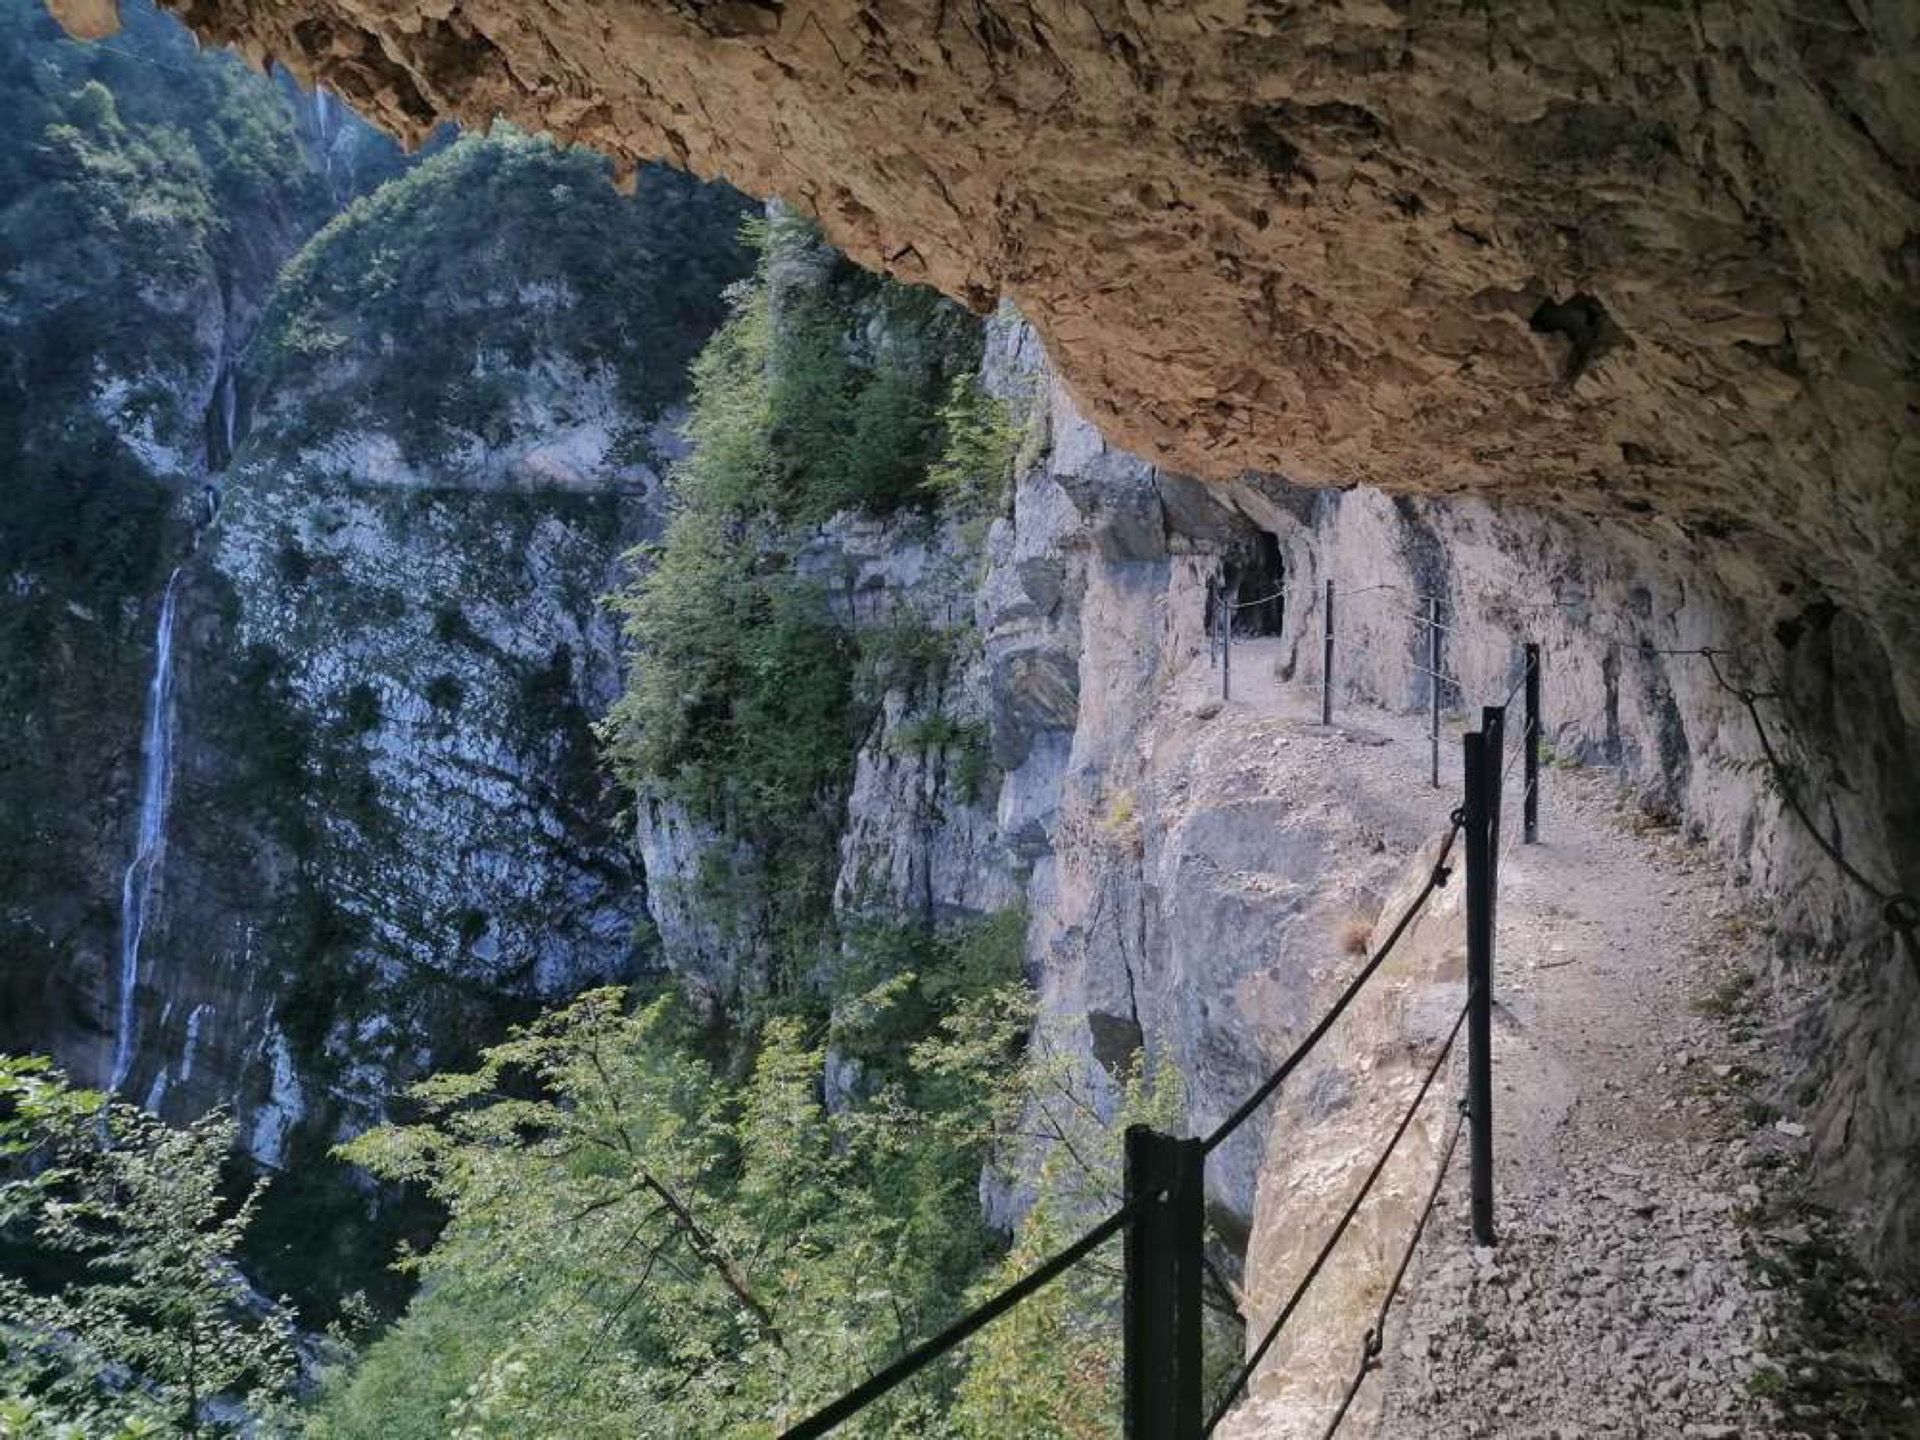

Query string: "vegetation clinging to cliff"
[[252, 129, 755, 465], [602, 219, 984, 986], [0, 0, 328, 1027]]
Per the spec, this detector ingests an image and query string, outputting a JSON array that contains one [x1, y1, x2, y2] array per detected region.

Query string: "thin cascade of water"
[[109, 566, 184, 1094], [220, 366, 237, 460], [313, 87, 335, 185]]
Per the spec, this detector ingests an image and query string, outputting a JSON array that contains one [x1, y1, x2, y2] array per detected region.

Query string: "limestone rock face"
[[961, 314, 1919, 1286], [65, 0, 1920, 689], [83, 138, 754, 1159]]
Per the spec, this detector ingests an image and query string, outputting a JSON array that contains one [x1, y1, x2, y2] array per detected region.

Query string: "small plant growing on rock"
[[1097, 788, 1144, 856], [929, 374, 1018, 517], [1693, 967, 1756, 1017], [1338, 916, 1373, 957]]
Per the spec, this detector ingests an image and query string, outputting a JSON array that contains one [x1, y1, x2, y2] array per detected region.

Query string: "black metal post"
[[1481, 704, 1505, 919], [1463, 733, 1497, 1247], [1427, 596, 1442, 789], [1321, 578, 1335, 726], [1221, 586, 1232, 704], [1207, 580, 1218, 670], [1524, 643, 1541, 844], [1124, 1127, 1205, 1440]]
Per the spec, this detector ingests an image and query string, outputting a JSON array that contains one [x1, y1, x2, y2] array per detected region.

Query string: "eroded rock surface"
[[58, 0, 1920, 687]]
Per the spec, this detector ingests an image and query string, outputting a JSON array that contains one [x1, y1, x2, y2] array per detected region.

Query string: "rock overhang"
[[47, 0, 1920, 686]]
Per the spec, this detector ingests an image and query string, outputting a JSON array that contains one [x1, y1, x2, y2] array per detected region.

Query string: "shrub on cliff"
[[252, 128, 755, 465], [0, 1058, 299, 1436], [312, 978, 1174, 1438], [602, 220, 986, 986]]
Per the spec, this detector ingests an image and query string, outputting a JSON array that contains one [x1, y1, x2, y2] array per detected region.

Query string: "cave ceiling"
[[50, 0, 1920, 656]]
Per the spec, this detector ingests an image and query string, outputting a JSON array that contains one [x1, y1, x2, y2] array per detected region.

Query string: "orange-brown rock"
[[50, 0, 1914, 676], [44, 0, 118, 39]]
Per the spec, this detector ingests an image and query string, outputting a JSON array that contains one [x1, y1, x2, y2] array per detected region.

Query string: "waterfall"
[[109, 567, 185, 1094], [312, 87, 336, 186], [178, 1003, 212, 1084], [219, 366, 237, 461], [205, 366, 239, 473]]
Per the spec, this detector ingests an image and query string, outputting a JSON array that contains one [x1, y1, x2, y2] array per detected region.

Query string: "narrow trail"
[[1374, 767, 1783, 1439], [1208, 639, 1800, 1438]]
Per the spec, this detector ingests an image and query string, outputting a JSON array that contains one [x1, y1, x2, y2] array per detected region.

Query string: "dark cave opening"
[[1224, 530, 1286, 637]]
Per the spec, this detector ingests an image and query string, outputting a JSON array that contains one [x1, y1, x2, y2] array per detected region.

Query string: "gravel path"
[[1207, 638, 1888, 1438], [1190, 641, 1912, 1440], [1371, 766, 1792, 1438]]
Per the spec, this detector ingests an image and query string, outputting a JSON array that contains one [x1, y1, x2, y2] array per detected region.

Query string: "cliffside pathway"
[[1211, 638, 1880, 1439]]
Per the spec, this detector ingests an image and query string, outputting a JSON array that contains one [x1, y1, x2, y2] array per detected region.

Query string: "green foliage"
[[235, 1130, 437, 1332], [602, 270, 859, 980], [928, 375, 1019, 516], [251, 128, 755, 464], [0, 1058, 298, 1436], [0, 0, 323, 432], [424, 673, 465, 713], [944, 1035, 1214, 1439], [760, 237, 980, 522], [340, 681, 382, 736], [888, 712, 981, 753], [602, 227, 988, 990], [855, 613, 959, 703], [831, 909, 1028, 1076], [313, 986, 1000, 1438], [314, 976, 1184, 1439]]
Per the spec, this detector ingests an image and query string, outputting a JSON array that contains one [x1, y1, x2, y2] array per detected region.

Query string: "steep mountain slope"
[[0, 9, 759, 1309], [115, 135, 752, 1304], [0, 0, 347, 1074]]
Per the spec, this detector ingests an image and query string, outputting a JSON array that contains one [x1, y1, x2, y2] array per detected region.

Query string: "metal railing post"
[[1481, 704, 1505, 922], [1524, 643, 1541, 843], [1427, 596, 1442, 789], [1221, 586, 1232, 704], [1462, 732, 1497, 1247], [1124, 1126, 1205, 1440], [1206, 580, 1218, 670], [1321, 578, 1335, 726]]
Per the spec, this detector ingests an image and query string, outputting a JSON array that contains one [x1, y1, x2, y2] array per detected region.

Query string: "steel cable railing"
[[779, 1196, 1146, 1438], [1317, 1103, 1468, 1438], [792, 579, 1538, 1439], [1203, 1001, 1469, 1435], [781, 811, 1470, 1439]]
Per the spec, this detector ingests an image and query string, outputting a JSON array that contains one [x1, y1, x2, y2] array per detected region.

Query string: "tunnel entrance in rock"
[[1225, 531, 1285, 637]]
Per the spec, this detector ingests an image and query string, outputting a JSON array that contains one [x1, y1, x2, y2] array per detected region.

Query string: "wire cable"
[[1228, 586, 1287, 610], [1695, 650, 1918, 960], [1501, 734, 1527, 784], [1408, 663, 1460, 691], [1203, 1001, 1469, 1435], [778, 1196, 1145, 1438], [1499, 781, 1538, 868], [1318, 1106, 1467, 1439], [1199, 818, 1463, 1157]]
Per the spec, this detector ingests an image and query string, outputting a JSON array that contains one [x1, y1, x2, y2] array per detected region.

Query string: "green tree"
[[0, 1058, 298, 1437], [316, 986, 994, 1438], [312, 979, 1187, 1438], [927, 375, 1019, 517]]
